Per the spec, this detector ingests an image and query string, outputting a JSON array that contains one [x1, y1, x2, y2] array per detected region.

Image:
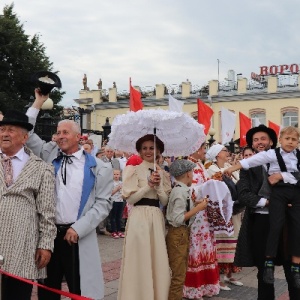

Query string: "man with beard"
[[234, 125, 300, 300]]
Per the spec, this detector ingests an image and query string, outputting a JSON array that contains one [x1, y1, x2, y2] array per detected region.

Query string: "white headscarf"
[[206, 144, 224, 162]]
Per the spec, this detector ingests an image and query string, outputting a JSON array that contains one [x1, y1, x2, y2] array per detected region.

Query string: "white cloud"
[[6, 0, 300, 106]]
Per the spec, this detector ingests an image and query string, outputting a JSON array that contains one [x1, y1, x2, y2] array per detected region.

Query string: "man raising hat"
[[26, 89, 113, 300], [234, 124, 300, 300], [0, 110, 56, 300]]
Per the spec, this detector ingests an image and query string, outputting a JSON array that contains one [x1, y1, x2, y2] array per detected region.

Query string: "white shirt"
[[111, 180, 123, 202], [240, 148, 299, 214], [240, 148, 298, 184], [26, 107, 39, 128], [117, 157, 127, 171], [0, 147, 30, 183], [56, 149, 85, 224]]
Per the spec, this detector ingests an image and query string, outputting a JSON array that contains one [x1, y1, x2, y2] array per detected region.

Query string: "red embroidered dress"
[[183, 158, 220, 299]]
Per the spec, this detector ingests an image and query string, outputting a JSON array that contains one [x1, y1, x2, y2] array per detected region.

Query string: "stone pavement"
[[32, 234, 290, 299]]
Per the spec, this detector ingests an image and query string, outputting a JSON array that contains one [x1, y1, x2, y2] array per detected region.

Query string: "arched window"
[[249, 108, 266, 126], [281, 107, 298, 127]]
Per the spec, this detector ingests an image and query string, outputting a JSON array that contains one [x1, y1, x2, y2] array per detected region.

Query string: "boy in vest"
[[166, 159, 209, 300], [225, 126, 300, 288]]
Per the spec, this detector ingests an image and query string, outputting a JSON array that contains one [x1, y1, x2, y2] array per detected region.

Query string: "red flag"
[[268, 120, 280, 137], [197, 99, 213, 135], [239, 112, 251, 147], [129, 78, 143, 112]]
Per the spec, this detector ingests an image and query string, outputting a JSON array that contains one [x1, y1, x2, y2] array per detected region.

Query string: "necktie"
[[1, 156, 14, 187], [59, 154, 74, 185]]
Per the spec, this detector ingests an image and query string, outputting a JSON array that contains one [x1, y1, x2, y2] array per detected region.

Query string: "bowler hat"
[[31, 71, 62, 95], [246, 124, 277, 149], [0, 110, 33, 131]]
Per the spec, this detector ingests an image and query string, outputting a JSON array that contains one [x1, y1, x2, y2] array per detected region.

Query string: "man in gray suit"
[[101, 145, 121, 170], [26, 89, 113, 300], [0, 110, 56, 300]]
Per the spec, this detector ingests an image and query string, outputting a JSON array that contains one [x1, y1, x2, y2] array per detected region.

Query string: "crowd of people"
[[0, 88, 300, 300], [115, 124, 300, 300]]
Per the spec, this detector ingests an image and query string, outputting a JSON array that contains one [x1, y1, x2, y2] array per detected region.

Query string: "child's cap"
[[169, 159, 196, 177]]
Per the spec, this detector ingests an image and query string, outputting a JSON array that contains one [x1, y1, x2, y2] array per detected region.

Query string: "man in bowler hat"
[[0, 110, 56, 300]]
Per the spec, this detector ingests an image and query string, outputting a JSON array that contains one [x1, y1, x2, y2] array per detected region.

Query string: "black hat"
[[0, 110, 33, 131], [246, 124, 277, 149], [31, 71, 62, 95], [136, 134, 165, 154]]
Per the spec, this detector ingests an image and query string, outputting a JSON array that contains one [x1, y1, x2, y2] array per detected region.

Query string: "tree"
[[0, 4, 64, 116]]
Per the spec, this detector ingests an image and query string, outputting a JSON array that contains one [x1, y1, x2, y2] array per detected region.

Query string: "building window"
[[282, 111, 298, 127], [249, 109, 266, 126]]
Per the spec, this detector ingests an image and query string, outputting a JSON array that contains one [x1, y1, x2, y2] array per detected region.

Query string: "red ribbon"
[[0, 269, 92, 299]]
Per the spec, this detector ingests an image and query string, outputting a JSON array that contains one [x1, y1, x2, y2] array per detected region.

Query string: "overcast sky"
[[6, 0, 300, 107]]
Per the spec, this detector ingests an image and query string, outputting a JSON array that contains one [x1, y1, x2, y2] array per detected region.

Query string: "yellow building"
[[74, 72, 300, 145]]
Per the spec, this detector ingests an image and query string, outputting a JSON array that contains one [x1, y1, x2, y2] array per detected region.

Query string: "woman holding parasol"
[[108, 109, 206, 300], [117, 134, 171, 300]]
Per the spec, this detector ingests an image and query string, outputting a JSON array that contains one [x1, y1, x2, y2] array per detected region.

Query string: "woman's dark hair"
[[242, 146, 254, 156], [136, 134, 164, 154]]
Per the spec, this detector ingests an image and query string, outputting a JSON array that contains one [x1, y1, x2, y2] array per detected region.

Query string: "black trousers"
[[110, 202, 124, 232], [252, 213, 300, 300], [2, 275, 33, 300], [266, 184, 300, 257], [38, 226, 81, 300]]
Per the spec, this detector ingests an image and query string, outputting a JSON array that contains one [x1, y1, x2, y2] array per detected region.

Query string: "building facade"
[[74, 71, 300, 145]]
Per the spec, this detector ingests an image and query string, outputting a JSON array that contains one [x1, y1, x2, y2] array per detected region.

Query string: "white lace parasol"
[[108, 109, 206, 157]]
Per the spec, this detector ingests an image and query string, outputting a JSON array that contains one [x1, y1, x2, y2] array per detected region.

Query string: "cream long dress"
[[117, 160, 171, 300]]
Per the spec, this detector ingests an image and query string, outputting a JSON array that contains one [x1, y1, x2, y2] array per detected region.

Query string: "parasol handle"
[[153, 128, 156, 171]]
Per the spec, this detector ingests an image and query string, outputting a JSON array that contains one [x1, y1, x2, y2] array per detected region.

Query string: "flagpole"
[[217, 59, 220, 91], [129, 77, 131, 111]]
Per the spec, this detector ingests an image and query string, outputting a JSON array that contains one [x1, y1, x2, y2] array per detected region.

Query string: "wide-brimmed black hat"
[[246, 124, 277, 149], [31, 71, 62, 95], [136, 134, 164, 154], [0, 110, 33, 131]]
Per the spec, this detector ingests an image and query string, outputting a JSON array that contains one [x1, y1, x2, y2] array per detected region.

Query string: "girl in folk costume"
[[206, 144, 243, 291], [183, 143, 220, 299]]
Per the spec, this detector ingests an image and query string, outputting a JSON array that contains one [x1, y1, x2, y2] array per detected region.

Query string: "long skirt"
[[117, 205, 170, 300], [183, 210, 220, 299]]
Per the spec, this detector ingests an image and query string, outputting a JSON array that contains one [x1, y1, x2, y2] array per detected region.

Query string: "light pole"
[[102, 117, 111, 142], [208, 127, 216, 148]]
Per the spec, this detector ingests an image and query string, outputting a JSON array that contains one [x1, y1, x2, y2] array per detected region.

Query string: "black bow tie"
[[58, 152, 74, 185]]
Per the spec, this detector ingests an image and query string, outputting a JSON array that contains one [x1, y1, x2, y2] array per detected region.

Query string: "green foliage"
[[0, 3, 64, 116]]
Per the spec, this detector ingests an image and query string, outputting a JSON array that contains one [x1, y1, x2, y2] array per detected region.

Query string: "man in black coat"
[[235, 125, 300, 300]]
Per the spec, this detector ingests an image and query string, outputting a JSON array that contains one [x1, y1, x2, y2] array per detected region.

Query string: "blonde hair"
[[279, 126, 300, 139]]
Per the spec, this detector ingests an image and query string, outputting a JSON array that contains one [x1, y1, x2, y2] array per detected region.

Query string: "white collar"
[[0, 147, 26, 161]]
